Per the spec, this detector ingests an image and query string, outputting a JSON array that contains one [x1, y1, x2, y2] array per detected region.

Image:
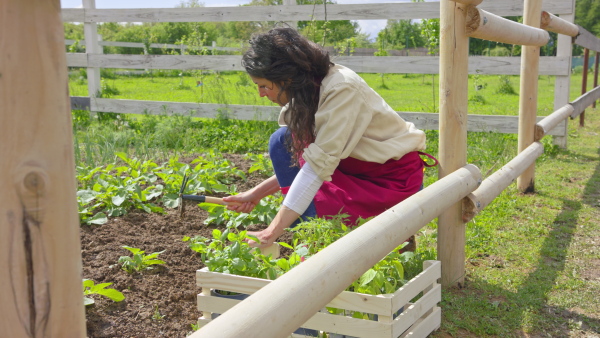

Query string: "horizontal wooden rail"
[[463, 142, 543, 222], [574, 26, 600, 53], [65, 53, 570, 76], [466, 6, 550, 46], [60, 0, 572, 23], [65, 39, 239, 52], [535, 104, 574, 141], [540, 11, 579, 37], [570, 85, 600, 118], [191, 164, 481, 338], [450, 0, 482, 6], [76, 97, 567, 136]]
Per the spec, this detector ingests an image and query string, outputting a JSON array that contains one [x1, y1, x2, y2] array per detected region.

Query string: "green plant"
[[152, 304, 166, 321], [82, 279, 125, 306], [496, 75, 517, 95], [185, 229, 282, 280], [118, 245, 166, 273]]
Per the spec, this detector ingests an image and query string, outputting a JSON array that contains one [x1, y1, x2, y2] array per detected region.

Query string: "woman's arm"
[[223, 175, 281, 213]]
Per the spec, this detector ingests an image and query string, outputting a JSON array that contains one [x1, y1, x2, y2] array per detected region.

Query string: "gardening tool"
[[178, 173, 241, 217]]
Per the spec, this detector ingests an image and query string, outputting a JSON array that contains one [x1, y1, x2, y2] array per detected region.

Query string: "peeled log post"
[[438, 0, 470, 288], [465, 5, 550, 46], [0, 0, 86, 337], [594, 52, 599, 108], [463, 143, 544, 222], [540, 11, 580, 37], [193, 165, 481, 338], [516, 0, 543, 194], [534, 104, 575, 141]]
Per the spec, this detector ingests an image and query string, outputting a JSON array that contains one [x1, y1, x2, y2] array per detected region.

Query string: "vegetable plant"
[[82, 279, 125, 306], [118, 245, 166, 273]]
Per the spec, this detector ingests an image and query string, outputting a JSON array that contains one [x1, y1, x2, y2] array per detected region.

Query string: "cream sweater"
[[278, 64, 426, 182]]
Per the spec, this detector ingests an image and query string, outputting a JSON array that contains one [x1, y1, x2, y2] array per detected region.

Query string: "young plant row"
[[76, 151, 258, 225]]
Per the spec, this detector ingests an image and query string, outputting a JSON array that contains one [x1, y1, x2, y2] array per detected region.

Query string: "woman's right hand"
[[222, 191, 260, 214]]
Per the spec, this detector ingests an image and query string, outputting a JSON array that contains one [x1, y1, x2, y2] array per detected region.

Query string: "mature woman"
[[222, 27, 427, 248]]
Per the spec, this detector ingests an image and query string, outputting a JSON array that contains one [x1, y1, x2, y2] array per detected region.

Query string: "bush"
[[495, 75, 517, 95]]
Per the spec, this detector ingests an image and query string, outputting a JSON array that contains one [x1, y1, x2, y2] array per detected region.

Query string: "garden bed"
[[196, 261, 442, 337]]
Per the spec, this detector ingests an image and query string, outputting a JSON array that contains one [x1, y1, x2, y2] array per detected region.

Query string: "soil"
[[81, 154, 268, 338]]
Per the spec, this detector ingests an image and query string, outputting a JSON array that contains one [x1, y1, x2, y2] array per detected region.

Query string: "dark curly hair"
[[242, 27, 333, 165]]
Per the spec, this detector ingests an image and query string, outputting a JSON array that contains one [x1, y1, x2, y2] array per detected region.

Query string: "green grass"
[[69, 69, 585, 116]]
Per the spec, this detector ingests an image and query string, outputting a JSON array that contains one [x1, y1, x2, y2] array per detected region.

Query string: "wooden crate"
[[196, 260, 441, 338]]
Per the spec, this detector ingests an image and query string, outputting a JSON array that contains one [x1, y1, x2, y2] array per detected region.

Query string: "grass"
[[68, 69, 600, 336]]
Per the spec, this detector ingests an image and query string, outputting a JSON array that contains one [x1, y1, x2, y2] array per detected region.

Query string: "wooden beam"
[[570, 85, 600, 119], [66, 53, 571, 76], [574, 26, 600, 53], [466, 5, 550, 47], [60, 0, 574, 23], [463, 142, 544, 222], [0, 0, 85, 336], [594, 52, 599, 108], [438, 0, 470, 288], [534, 104, 574, 141], [191, 165, 481, 338], [540, 11, 579, 37], [451, 0, 483, 6], [517, 0, 543, 194]]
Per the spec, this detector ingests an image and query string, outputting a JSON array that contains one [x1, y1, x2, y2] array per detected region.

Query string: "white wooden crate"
[[196, 260, 441, 338]]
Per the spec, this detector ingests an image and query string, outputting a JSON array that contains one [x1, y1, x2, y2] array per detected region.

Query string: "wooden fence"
[[64, 0, 575, 146]]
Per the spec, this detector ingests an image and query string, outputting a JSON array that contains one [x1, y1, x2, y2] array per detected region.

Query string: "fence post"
[[552, 2, 575, 148], [594, 51, 599, 108], [516, 0, 543, 193], [0, 0, 86, 336], [581, 48, 590, 126], [438, 0, 469, 287], [83, 0, 101, 98]]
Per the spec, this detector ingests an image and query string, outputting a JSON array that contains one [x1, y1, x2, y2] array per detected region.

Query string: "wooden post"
[[438, 0, 470, 287], [0, 0, 86, 337], [581, 48, 589, 126], [516, 0, 543, 194], [594, 51, 599, 108], [83, 0, 101, 98], [552, 2, 575, 149]]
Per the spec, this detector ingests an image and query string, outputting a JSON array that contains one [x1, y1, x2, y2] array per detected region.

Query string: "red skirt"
[[309, 151, 424, 225]]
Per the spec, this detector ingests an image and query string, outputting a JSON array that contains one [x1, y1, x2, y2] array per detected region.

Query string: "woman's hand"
[[222, 191, 260, 214], [245, 229, 276, 249]]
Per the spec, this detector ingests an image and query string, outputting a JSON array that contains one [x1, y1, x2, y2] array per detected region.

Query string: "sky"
[[59, 0, 415, 40]]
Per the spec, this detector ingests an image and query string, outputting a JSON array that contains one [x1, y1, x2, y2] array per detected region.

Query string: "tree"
[[380, 19, 425, 50]]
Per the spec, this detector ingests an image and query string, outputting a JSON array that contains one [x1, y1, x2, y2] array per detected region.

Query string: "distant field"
[[68, 69, 586, 116]]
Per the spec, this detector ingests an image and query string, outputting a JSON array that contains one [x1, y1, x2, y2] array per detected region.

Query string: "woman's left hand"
[[245, 230, 275, 249]]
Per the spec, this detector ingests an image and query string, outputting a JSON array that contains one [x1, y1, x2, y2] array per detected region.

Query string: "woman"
[[222, 27, 427, 248]]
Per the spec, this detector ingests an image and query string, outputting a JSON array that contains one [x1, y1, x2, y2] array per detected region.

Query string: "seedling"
[[118, 245, 166, 273], [82, 279, 125, 306]]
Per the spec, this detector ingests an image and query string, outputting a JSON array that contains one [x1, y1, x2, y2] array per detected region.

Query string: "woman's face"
[[250, 76, 289, 106]]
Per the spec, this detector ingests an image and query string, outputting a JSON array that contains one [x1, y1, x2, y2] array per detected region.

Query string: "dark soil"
[[81, 154, 267, 338]]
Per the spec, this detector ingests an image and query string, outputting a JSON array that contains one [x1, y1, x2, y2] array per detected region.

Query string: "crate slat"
[[399, 307, 441, 338], [392, 284, 441, 336]]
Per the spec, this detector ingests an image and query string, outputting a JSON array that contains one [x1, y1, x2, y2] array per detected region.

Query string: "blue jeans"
[[269, 127, 317, 226]]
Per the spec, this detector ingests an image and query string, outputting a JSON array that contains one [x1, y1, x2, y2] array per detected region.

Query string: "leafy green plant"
[[118, 245, 166, 273], [83, 279, 125, 306], [185, 229, 281, 279], [496, 75, 517, 95], [200, 194, 281, 228]]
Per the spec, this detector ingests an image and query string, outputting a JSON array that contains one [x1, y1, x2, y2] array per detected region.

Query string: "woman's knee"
[[269, 127, 288, 155]]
